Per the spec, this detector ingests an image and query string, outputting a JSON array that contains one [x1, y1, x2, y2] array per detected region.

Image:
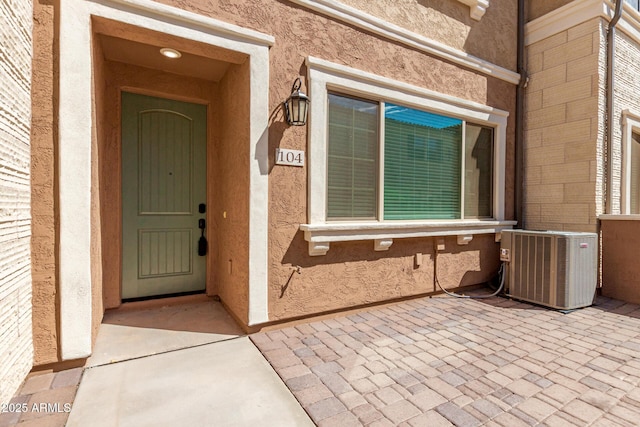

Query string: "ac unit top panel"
[[503, 229, 597, 238]]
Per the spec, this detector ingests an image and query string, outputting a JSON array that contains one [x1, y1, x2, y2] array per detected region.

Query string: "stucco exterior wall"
[[523, 18, 605, 232], [601, 218, 640, 303], [159, 0, 515, 107], [91, 30, 106, 352], [335, 0, 516, 70], [0, 0, 33, 402], [215, 61, 251, 324], [31, 0, 58, 366], [270, 234, 501, 321], [527, 0, 574, 22]]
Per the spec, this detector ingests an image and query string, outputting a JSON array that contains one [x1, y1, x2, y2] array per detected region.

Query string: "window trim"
[[621, 109, 640, 214], [302, 57, 514, 255]]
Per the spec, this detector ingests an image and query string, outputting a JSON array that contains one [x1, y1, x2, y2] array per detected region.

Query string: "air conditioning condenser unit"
[[500, 230, 597, 310]]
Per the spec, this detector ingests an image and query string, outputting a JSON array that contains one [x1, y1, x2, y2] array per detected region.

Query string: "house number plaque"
[[275, 148, 305, 167]]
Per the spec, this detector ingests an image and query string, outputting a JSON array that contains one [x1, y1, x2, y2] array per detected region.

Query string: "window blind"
[[384, 104, 462, 220], [327, 94, 378, 219]]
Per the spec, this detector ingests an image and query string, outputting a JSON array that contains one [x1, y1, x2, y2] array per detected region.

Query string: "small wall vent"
[[500, 230, 597, 310]]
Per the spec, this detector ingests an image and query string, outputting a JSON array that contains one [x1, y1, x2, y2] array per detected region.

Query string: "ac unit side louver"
[[500, 230, 598, 310]]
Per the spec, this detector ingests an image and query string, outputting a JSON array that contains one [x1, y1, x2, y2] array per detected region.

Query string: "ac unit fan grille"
[[556, 238, 567, 308], [512, 234, 553, 306]]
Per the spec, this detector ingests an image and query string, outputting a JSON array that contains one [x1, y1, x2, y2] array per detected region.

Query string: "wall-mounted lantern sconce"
[[284, 77, 310, 126]]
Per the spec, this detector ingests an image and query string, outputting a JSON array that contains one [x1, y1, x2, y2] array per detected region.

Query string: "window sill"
[[299, 220, 517, 256]]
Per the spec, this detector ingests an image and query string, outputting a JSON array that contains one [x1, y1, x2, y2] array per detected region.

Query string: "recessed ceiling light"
[[160, 48, 181, 59]]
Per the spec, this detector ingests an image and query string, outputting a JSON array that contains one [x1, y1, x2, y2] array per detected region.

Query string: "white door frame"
[[58, 0, 272, 359]]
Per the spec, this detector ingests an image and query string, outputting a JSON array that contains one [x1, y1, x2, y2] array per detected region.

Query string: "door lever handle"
[[199, 218, 206, 229]]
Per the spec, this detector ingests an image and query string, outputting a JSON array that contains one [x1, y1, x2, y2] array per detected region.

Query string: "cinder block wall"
[[524, 18, 605, 232], [0, 0, 34, 403]]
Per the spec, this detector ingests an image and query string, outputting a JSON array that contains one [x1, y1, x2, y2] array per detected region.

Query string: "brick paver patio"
[[4, 294, 640, 426], [251, 295, 640, 426], [0, 368, 82, 427]]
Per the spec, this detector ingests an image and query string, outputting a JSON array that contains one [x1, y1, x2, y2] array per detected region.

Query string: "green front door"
[[121, 92, 207, 299]]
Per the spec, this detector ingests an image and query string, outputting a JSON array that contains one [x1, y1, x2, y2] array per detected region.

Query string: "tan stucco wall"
[[601, 219, 640, 304], [91, 29, 106, 352], [270, 235, 501, 321], [215, 62, 251, 324], [523, 18, 605, 232], [338, 0, 517, 70], [0, 0, 34, 403], [95, 54, 118, 311], [31, 0, 59, 366], [160, 0, 515, 108], [528, 0, 574, 22]]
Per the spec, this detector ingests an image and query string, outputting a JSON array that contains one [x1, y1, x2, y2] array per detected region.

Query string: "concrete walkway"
[[67, 297, 312, 427], [0, 296, 312, 427], [67, 337, 312, 427], [252, 295, 640, 426]]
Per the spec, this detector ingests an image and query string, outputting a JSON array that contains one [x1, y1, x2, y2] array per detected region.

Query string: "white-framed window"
[[327, 93, 494, 221], [300, 57, 514, 256], [622, 110, 640, 214]]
